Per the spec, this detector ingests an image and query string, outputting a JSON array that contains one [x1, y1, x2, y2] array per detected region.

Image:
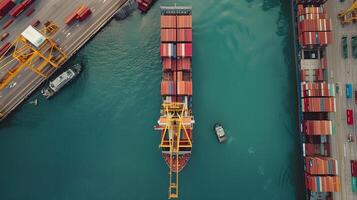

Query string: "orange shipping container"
[[160, 15, 176, 28], [177, 15, 192, 28], [161, 29, 177, 42], [177, 29, 192, 42]]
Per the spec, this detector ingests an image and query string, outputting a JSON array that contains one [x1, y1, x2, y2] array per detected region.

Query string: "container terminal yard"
[[0, 0, 129, 121], [292, 0, 357, 199]]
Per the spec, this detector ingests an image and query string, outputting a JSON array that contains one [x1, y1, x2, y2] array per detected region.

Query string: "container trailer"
[[10, 0, 35, 18], [0, 0, 15, 16], [347, 109, 354, 125]]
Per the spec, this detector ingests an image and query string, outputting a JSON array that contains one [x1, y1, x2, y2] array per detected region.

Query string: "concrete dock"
[[0, 0, 129, 121], [324, 0, 357, 199]]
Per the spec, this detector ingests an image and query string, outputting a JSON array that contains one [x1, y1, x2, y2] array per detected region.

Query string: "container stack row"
[[300, 68, 327, 82], [305, 157, 338, 175], [305, 175, 340, 192], [297, 5, 332, 47], [303, 143, 331, 157], [0, 0, 15, 17], [295, 1, 340, 199], [0, 0, 36, 30], [301, 82, 335, 97], [9, 0, 34, 18], [160, 9, 192, 104], [302, 120, 333, 135], [302, 97, 336, 112]]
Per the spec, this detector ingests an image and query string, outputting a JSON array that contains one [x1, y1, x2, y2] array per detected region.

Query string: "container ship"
[[154, 6, 193, 199]]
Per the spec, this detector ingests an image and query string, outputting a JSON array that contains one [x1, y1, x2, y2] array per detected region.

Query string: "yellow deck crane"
[[0, 21, 67, 90], [338, 1, 357, 25], [158, 102, 193, 199]]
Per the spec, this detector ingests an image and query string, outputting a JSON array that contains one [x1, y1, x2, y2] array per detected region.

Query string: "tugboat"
[[214, 123, 227, 143], [41, 64, 82, 99]]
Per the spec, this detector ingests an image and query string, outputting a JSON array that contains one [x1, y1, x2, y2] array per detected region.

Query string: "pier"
[[0, 0, 129, 121]]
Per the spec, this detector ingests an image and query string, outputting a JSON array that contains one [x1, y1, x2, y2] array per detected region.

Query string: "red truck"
[[65, 5, 91, 25], [9, 0, 35, 18], [0, 0, 15, 16], [347, 109, 354, 125]]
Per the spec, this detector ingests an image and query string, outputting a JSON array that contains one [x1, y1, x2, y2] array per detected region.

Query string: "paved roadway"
[[0, 0, 129, 121], [324, 0, 357, 199]]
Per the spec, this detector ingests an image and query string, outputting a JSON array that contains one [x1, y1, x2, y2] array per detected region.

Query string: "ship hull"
[[162, 152, 191, 173]]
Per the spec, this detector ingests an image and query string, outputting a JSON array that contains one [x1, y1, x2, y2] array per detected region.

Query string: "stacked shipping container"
[[0, 0, 15, 16], [160, 10, 192, 102], [305, 175, 340, 192], [301, 82, 335, 97], [9, 0, 34, 18], [297, 5, 332, 47], [305, 157, 338, 175], [302, 120, 333, 135], [303, 143, 331, 157], [302, 97, 336, 112], [295, 1, 340, 199]]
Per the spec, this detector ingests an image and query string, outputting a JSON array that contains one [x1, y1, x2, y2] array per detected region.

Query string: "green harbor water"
[[0, 0, 305, 199]]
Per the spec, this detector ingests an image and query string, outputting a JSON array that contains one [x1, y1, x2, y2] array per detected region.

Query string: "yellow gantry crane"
[[338, 0, 357, 25], [158, 102, 193, 199], [0, 21, 67, 89]]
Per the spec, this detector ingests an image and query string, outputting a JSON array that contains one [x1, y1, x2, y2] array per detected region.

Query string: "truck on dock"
[[353, 36, 357, 59], [0, 0, 15, 16], [0, 42, 11, 57], [65, 5, 92, 25], [346, 83, 352, 98], [10, 0, 35, 18], [2, 18, 14, 30]]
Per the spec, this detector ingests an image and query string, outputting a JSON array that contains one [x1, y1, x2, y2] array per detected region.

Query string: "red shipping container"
[[0, 42, 11, 57], [177, 43, 192, 57], [177, 58, 191, 70], [0, 0, 15, 16], [25, 8, 35, 17], [10, 0, 34, 18], [65, 12, 77, 25], [351, 160, 357, 177], [162, 58, 176, 70], [2, 18, 13, 30], [77, 8, 91, 21]]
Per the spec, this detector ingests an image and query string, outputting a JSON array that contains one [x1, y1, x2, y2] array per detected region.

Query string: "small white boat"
[[214, 123, 227, 143]]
